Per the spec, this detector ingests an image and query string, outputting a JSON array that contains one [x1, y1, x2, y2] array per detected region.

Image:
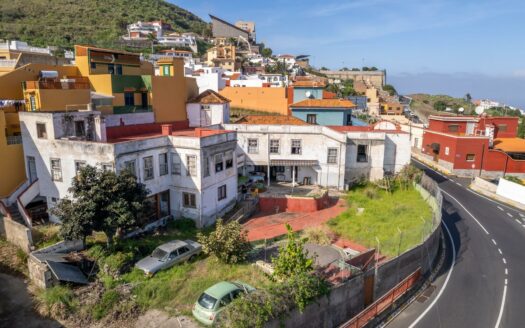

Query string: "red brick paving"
[[245, 197, 348, 241]]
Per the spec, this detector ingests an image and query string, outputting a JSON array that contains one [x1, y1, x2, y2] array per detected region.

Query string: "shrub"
[[303, 226, 333, 246], [197, 219, 252, 264], [272, 224, 314, 280], [503, 175, 525, 186], [92, 290, 120, 320], [37, 285, 75, 316], [169, 218, 196, 231], [364, 186, 379, 199], [101, 251, 134, 276]]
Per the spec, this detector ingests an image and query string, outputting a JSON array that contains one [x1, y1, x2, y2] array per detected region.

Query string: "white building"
[[276, 54, 296, 69], [259, 74, 289, 87], [476, 99, 502, 111], [185, 64, 227, 93], [186, 90, 230, 127], [19, 110, 238, 227], [224, 117, 411, 188], [125, 21, 168, 39], [157, 34, 198, 53]]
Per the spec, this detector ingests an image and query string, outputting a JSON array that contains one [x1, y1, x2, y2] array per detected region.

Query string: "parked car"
[[192, 281, 256, 325], [247, 172, 265, 183], [135, 239, 202, 276]]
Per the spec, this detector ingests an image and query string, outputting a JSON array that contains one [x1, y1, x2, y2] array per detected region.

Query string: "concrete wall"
[[0, 216, 33, 253], [220, 87, 289, 115], [293, 87, 323, 102], [259, 192, 330, 213], [266, 274, 365, 328], [292, 109, 350, 126], [497, 178, 525, 205], [104, 112, 155, 127], [187, 103, 228, 127]]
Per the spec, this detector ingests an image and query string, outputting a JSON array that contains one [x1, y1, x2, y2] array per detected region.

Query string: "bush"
[[169, 218, 196, 231], [92, 290, 120, 320], [37, 285, 75, 316], [272, 224, 314, 280], [197, 219, 252, 264], [303, 226, 333, 246], [503, 175, 525, 186], [364, 186, 379, 199]]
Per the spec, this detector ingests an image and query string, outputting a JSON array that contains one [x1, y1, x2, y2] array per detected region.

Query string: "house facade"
[[290, 99, 356, 126]]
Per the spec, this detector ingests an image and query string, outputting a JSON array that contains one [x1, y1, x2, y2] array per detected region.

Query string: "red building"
[[421, 115, 525, 178]]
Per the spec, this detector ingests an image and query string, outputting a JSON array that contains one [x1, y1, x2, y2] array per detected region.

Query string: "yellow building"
[[219, 87, 290, 115], [0, 110, 25, 198], [206, 45, 238, 71], [23, 76, 91, 112]]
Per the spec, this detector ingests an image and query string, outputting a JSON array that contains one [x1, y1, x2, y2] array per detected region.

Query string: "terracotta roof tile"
[[291, 98, 356, 109], [493, 138, 525, 153], [187, 89, 230, 104], [235, 115, 310, 125]]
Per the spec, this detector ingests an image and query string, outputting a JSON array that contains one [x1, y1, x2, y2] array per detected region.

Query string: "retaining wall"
[[258, 192, 331, 213], [497, 178, 525, 205]]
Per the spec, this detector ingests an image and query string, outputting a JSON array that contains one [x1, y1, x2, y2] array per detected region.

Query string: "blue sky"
[[173, 0, 525, 107]]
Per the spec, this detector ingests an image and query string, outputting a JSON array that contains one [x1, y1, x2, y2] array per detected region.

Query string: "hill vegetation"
[[0, 0, 209, 51], [408, 93, 475, 118]]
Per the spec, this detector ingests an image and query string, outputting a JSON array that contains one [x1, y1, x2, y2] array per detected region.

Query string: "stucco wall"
[[151, 75, 189, 123], [104, 112, 155, 127], [220, 87, 289, 115], [0, 216, 33, 253], [0, 111, 27, 197], [259, 192, 330, 213], [497, 178, 525, 205], [292, 109, 350, 126]]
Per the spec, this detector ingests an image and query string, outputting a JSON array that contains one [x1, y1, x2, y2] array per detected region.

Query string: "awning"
[[270, 159, 318, 167], [47, 261, 89, 285]]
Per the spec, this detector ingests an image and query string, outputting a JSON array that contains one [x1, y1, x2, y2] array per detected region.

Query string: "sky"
[[173, 0, 525, 108]]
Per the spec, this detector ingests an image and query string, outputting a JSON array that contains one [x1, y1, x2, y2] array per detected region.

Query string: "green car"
[[192, 281, 255, 326]]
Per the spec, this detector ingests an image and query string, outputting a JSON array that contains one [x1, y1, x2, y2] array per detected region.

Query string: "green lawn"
[[327, 184, 434, 257]]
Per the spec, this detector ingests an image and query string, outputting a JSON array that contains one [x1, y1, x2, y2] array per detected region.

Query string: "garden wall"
[[259, 192, 330, 213], [496, 178, 525, 205], [0, 202, 33, 253]]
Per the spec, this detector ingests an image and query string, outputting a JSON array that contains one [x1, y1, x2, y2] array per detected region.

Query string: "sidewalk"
[[244, 198, 347, 241]]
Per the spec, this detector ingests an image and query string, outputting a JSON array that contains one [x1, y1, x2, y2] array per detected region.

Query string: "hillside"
[[408, 93, 474, 119], [0, 0, 209, 50]]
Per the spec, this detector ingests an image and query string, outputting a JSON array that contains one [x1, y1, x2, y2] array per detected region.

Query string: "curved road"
[[388, 160, 525, 328]]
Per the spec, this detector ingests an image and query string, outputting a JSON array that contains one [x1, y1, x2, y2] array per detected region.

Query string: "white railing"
[[17, 180, 40, 228], [0, 59, 17, 67], [6, 135, 22, 145]]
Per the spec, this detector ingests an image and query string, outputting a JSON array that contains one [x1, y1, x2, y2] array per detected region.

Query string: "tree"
[[272, 224, 314, 280], [197, 219, 252, 264], [370, 66, 378, 71], [362, 66, 370, 71], [261, 47, 273, 58], [383, 84, 397, 96], [465, 93, 472, 103], [518, 118, 525, 139], [340, 67, 350, 71], [351, 67, 360, 71], [433, 100, 448, 111], [51, 166, 149, 247], [319, 66, 329, 71]]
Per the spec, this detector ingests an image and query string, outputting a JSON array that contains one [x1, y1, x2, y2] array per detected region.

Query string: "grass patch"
[[327, 183, 433, 257], [33, 224, 62, 249], [37, 285, 76, 314], [92, 290, 120, 320]]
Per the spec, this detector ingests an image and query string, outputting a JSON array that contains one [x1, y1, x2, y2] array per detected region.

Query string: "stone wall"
[[0, 216, 33, 253]]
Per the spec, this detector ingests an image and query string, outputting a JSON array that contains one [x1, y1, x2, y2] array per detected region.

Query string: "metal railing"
[[6, 135, 22, 145], [25, 79, 90, 90], [0, 59, 17, 67]]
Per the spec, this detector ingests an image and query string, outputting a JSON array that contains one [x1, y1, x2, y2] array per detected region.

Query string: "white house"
[[276, 54, 296, 69], [19, 110, 238, 227], [186, 90, 230, 128], [185, 64, 227, 93]]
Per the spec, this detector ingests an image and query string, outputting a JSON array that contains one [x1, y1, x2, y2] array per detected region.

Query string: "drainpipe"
[[503, 154, 509, 177], [479, 142, 486, 177], [267, 133, 270, 188]]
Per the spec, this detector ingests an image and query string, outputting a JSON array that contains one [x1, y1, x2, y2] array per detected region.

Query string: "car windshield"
[[198, 293, 217, 310], [151, 248, 168, 260]]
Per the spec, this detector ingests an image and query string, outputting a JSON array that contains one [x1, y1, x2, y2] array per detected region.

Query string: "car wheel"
[[189, 255, 196, 262]]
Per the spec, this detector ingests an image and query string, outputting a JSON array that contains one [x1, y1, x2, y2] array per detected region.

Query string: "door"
[[27, 156, 37, 183], [141, 92, 148, 109], [201, 109, 212, 126]]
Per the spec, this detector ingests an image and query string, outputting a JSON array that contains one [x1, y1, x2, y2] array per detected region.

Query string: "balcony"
[[24, 77, 90, 90], [6, 135, 22, 145], [0, 59, 17, 68]]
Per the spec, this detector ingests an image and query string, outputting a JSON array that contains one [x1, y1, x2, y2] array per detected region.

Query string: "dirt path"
[[0, 273, 61, 328]]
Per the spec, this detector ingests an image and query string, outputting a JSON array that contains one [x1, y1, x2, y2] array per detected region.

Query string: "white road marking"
[[520, 213, 525, 218], [503, 258, 507, 264], [498, 248, 503, 255], [495, 284, 508, 328], [456, 182, 461, 186], [505, 268, 508, 275], [507, 213, 513, 218], [515, 219, 521, 224], [440, 189, 490, 235], [408, 221, 456, 328], [492, 239, 497, 245], [497, 206, 504, 211]]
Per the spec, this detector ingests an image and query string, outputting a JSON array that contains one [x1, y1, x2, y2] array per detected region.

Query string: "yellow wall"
[[219, 87, 289, 115], [24, 88, 91, 111], [0, 111, 26, 198], [85, 74, 113, 96], [4, 112, 21, 135], [151, 75, 189, 122]]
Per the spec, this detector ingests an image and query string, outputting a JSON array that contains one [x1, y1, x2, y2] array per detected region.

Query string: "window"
[[497, 124, 508, 132], [116, 64, 123, 75], [274, 166, 285, 173], [218, 185, 227, 201], [203, 157, 210, 177], [36, 123, 47, 139], [124, 92, 135, 106], [123, 160, 136, 177], [215, 153, 224, 172], [74, 161, 86, 175], [29, 95, 37, 111], [178, 246, 190, 255], [74, 121, 85, 137], [306, 114, 317, 124], [108, 63, 115, 75], [466, 154, 475, 161], [270, 139, 280, 154], [327, 148, 338, 164], [159, 153, 168, 176], [357, 145, 368, 162], [162, 65, 170, 76], [183, 192, 196, 208], [291, 139, 302, 154], [448, 124, 459, 132], [247, 138, 258, 154], [143, 156, 154, 180], [225, 151, 233, 169], [102, 163, 113, 172], [171, 153, 181, 175], [90, 62, 97, 70], [187, 155, 197, 176], [50, 159, 62, 181]]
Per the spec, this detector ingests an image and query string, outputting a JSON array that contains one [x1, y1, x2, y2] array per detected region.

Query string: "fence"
[[341, 269, 421, 328]]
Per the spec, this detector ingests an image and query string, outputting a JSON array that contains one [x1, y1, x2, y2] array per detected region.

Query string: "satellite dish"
[[445, 107, 453, 112], [475, 106, 484, 115], [305, 91, 312, 98], [458, 107, 465, 113]]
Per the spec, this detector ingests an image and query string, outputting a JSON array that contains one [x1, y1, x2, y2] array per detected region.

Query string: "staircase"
[[7, 204, 25, 225]]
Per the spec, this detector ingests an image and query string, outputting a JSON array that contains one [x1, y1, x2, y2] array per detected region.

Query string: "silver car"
[[135, 240, 202, 276]]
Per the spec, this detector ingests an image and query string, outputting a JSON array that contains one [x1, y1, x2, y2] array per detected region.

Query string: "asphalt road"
[[387, 159, 525, 328]]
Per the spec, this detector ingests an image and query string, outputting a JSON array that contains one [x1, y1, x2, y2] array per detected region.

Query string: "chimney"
[[162, 124, 173, 136]]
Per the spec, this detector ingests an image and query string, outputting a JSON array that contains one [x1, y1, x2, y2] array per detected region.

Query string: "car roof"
[[157, 240, 187, 252], [204, 281, 240, 299]]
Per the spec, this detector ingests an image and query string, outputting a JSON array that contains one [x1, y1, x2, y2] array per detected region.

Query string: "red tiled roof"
[[493, 138, 525, 153], [291, 98, 356, 109], [323, 91, 337, 99], [187, 89, 230, 104]]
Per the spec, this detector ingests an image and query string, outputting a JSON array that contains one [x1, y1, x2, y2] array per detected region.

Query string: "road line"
[[520, 213, 525, 218], [505, 268, 508, 275], [507, 213, 513, 218], [498, 248, 503, 255], [515, 219, 521, 224], [495, 283, 508, 328], [492, 239, 497, 245], [503, 258, 507, 264], [408, 221, 456, 328], [497, 206, 504, 211], [440, 189, 490, 235], [456, 182, 461, 186]]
